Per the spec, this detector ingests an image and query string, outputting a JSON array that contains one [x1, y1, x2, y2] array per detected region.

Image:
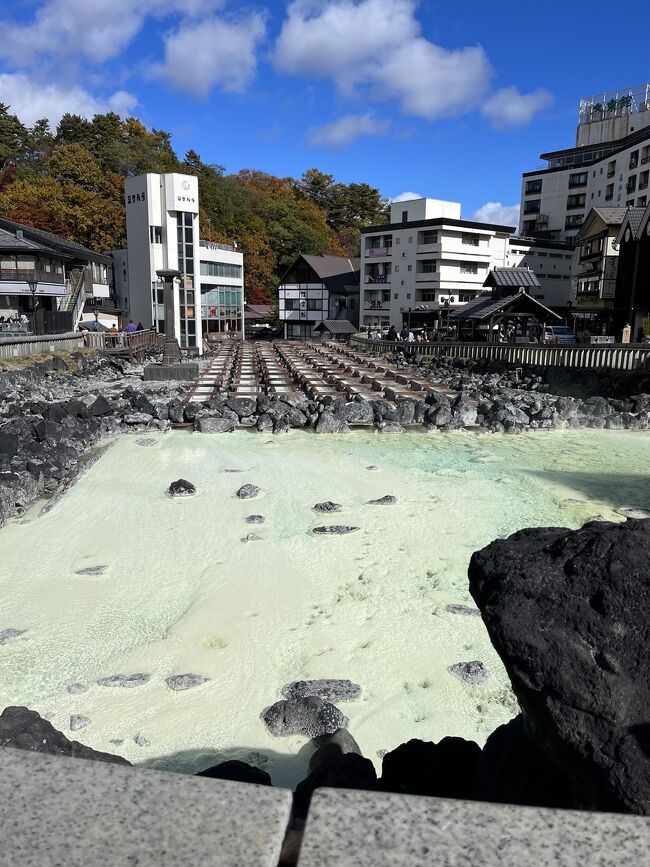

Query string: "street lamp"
[[156, 269, 182, 366], [26, 277, 39, 333]]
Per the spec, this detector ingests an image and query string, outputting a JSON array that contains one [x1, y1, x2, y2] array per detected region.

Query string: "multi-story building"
[[520, 83, 650, 243], [360, 198, 515, 330], [0, 217, 112, 329], [569, 207, 627, 334], [122, 172, 244, 352], [277, 254, 360, 339]]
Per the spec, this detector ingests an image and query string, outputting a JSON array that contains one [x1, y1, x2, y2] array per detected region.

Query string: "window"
[[401, 210, 408, 223], [408, 236, 413, 243], [523, 200, 541, 215], [626, 199, 635, 206], [525, 179, 542, 195], [307, 299, 321, 310], [460, 263, 478, 274], [566, 193, 586, 209], [406, 293, 411, 299], [284, 298, 299, 310], [394, 265, 399, 272], [459, 292, 474, 302], [565, 214, 584, 228], [629, 150, 639, 170], [637, 196, 648, 208], [639, 170, 649, 190], [569, 172, 588, 187], [394, 293, 398, 300], [420, 260, 436, 273], [605, 183, 614, 201], [200, 261, 242, 278], [642, 145, 650, 164], [462, 233, 480, 245], [382, 291, 390, 302], [149, 226, 162, 244], [607, 160, 616, 178], [395, 237, 400, 244], [627, 175, 637, 193], [421, 230, 438, 244]]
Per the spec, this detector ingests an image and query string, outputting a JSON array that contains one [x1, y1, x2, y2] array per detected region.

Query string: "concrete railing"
[[3, 748, 650, 866], [350, 337, 650, 372], [0, 331, 84, 361]]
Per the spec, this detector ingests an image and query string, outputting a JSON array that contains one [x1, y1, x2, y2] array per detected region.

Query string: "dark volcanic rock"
[[381, 736, 481, 799], [469, 518, 650, 814], [308, 728, 363, 772], [0, 706, 129, 765], [283, 679, 362, 703], [236, 484, 260, 499], [312, 525, 359, 535], [245, 514, 265, 524], [97, 673, 150, 688], [294, 753, 377, 818], [195, 417, 235, 433], [448, 660, 490, 685], [313, 501, 343, 513], [168, 479, 196, 497], [262, 697, 349, 738], [67, 683, 88, 695], [473, 714, 573, 809], [445, 603, 481, 617], [70, 714, 90, 732], [366, 495, 397, 505], [197, 759, 272, 786], [74, 565, 107, 576], [165, 674, 209, 691], [0, 628, 26, 645]]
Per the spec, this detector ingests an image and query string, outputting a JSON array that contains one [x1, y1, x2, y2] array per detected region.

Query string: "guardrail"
[[83, 330, 166, 360], [0, 331, 84, 361], [350, 337, 650, 372]]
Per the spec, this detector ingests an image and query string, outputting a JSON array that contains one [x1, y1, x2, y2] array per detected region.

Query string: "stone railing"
[[0, 332, 84, 361], [350, 337, 650, 372], [2, 748, 650, 866]]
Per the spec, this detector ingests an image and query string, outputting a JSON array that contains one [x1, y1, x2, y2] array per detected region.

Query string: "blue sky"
[[1, 0, 649, 224]]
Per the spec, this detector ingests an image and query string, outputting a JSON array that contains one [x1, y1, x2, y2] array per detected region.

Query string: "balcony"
[[607, 169, 616, 178], [199, 240, 237, 252], [366, 247, 392, 258], [364, 274, 390, 284], [0, 269, 65, 285]]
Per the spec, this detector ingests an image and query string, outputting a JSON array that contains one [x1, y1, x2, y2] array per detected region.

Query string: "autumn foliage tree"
[[0, 106, 388, 303]]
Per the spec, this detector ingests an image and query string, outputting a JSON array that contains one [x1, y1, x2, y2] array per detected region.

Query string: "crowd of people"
[[0, 313, 31, 333], [366, 324, 439, 343]]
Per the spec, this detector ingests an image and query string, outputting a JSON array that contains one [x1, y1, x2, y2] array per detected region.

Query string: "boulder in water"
[[448, 660, 490, 685], [236, 484, 260, 499], [70, 715, 90, 732], [168, 479, 196, 497], [244, 515, 265, 524], [165, 674, 209, 691], [312, 525, 359, 536], [313, 502, 343, 513], [366, 495, 397, 505], [282, 679, 362, 703], [0, 628, 26, 645], [262, 697, 349, 738], [97, 673, 150, 688]]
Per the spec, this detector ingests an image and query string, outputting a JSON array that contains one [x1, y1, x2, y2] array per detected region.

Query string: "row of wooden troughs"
[[185, 340, 458, 406]]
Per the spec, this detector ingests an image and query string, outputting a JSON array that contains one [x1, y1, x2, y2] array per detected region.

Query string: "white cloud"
[[471, 201, 520, 227], [481, 86, 553, 129], [154, 14, 266, 99], [0, 73, 137, 126], [0, 0, 226, 67], [390, 191, 423, 202], [274, 0, 493, 119], [306, 113, 389, 147]]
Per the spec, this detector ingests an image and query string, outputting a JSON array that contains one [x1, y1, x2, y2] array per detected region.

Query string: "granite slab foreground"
[[0, 747, 292, 867], [297, 788, 650, 867]]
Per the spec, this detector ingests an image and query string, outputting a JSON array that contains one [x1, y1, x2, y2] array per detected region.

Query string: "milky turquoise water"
[[1, 428, 649, 786]]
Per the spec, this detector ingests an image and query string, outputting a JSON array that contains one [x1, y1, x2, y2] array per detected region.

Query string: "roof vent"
[[15, 229, 23, 240]]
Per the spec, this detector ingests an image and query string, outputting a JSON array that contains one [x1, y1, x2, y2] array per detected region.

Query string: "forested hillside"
[[0, 105, 388, 303]]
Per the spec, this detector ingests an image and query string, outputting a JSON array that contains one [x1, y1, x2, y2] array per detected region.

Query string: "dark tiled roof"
[[591, 207, 628, 226], [452, 291, 560, 322], [0, 217, 113, 264], [483, 267, 541, 289], [302, 255, 360, 278], [313, 319, 359, 334], [0, 226, 68, 256]]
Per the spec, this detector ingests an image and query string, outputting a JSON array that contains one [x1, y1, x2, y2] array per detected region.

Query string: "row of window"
[[199, 261, 242, 278], [283, 298, 327, 311], [0, 254, 65, 282], [367, 260, 486, 275], [366, 231, 479, 249]]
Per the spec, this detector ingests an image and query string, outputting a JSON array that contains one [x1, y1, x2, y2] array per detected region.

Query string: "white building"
[[360, 198, 515, 330], [520, 83, 650, 243], [122, 172, 244, 352]]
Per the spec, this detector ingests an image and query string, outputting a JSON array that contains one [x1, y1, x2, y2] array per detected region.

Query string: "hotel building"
[[122, 172, 244, 352], [520, 83, 650, 243], [360, 198, 516, 330]]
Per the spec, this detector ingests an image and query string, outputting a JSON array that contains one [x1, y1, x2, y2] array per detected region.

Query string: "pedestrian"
[[387, 325, 398, 341], [367, 324, 372, 339], [109, 323, 118, 334], [125, 319, 137, 334]]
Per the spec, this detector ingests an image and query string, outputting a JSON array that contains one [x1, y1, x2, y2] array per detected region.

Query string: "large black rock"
[[472, 714, 573, 809], [293, 753, 377, 818], [469, 518, 650, 814], [380, 736, 480, 799], [0, 706, 129, 765], [262, 697, 348, 738]]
